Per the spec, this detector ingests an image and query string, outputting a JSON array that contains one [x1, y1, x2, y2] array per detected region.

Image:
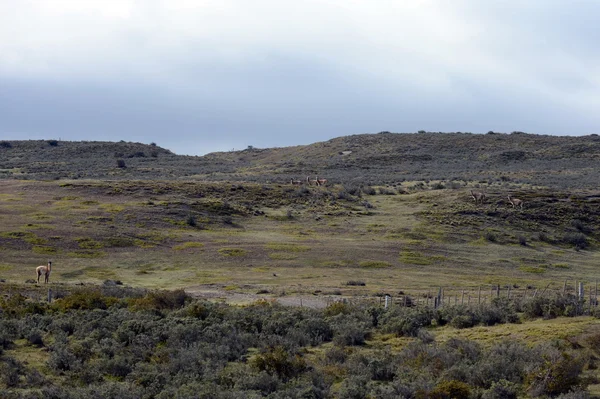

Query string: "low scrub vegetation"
[[0, 287, 596, 397]]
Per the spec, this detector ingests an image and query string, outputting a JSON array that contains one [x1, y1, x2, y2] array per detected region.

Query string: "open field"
[[3, 135, 600, 397], [1, 178, 600, 303]]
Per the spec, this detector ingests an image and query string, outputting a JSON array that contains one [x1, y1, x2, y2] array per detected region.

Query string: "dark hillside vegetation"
[[2, 132, 600, 187]]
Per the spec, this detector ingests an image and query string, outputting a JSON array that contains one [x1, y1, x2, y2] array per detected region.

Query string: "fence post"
[[47, 288, 52, 303], [461, 290, 465, 305], [507, 286, 511, 299], [385, 295, 389, 309], [478, 286, 481, 304]]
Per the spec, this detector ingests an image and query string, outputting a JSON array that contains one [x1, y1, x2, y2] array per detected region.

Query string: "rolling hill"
[[2, 132, 600, 188]]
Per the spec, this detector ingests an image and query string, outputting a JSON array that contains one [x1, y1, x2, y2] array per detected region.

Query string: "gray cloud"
[[1, 1, 598, 155]]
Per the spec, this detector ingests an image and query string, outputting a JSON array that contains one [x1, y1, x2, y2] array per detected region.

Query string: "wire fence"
[[322, 280, 600, 315]]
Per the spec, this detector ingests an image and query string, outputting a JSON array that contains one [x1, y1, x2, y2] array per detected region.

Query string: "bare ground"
[[185, 284, 334, 308]]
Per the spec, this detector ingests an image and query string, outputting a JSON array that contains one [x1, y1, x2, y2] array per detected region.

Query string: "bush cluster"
[[0, 288, 594, 397]]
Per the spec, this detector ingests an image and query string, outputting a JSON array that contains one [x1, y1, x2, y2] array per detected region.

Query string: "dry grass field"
[[1, 178, 599, 304]]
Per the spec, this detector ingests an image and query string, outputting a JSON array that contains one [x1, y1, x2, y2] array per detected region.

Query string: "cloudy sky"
[[1, 1, 599, 155]]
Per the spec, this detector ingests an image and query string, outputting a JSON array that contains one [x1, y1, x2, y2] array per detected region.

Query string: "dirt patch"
[[185, 284, 331, 308]]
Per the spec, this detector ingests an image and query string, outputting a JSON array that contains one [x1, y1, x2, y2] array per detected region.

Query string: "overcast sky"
[[1, 1, 599, 155]]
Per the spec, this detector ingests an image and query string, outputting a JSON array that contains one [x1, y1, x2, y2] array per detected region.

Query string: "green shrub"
[[537, 232, 552, 243], [526, 351, 585, 397], [431, 380, 471, 399], [48, 341, 78, 371], [250, 346, 306, 381], [522, 295, 580, 320], [27, 329, 44, 347], [332, 319, 369, 346], [0, 357, 22, 387], [563, 233, 589, 249], [362, 186, 376, 195], [324, 302, 351, 317], [0, 325, 14, 350], [53, 289, 119, 311], [380, 308, 433, 337], [130, 289, 189, 310], [571, 219, 592, 234], [482, 380, 519, 399], [0, 293, 48, 317], [450, 315, 475, 329], [485, 230, 497, 242]]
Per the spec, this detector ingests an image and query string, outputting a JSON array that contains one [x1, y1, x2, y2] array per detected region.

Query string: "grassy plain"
[[1, 179, 599, 303]]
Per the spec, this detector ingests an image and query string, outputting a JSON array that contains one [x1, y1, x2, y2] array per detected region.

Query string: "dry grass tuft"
[[218, 248, 248, 257]]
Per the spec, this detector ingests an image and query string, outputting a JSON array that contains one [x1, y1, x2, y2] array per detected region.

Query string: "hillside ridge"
[[1, 132, 599, 188]]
